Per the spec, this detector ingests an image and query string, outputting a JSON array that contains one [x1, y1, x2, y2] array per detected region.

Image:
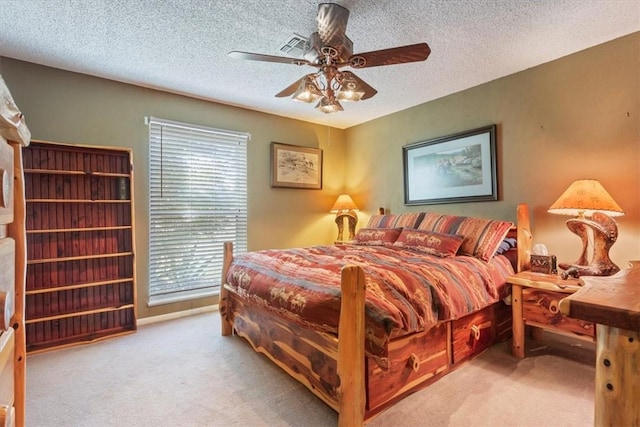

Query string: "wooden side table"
[[507, 271, 595, 358]]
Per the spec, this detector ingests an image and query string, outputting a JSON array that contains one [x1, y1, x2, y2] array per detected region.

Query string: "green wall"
[[0, 57, 347, 318], [346, 32, 640, 267], [1, 31, 638, 318]]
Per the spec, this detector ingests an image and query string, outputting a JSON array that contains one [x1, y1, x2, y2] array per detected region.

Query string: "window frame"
[[147, 117, 249, 306]]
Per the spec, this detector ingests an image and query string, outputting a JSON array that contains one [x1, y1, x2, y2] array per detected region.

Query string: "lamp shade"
[[548, 179, 624, 218], [330, 194, 358, 213]]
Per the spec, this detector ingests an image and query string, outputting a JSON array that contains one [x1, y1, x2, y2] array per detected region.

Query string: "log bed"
[[220, 204, 532, 426]]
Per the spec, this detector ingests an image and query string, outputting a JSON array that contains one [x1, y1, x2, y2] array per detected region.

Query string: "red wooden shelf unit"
[[23, 140, 137, 353]]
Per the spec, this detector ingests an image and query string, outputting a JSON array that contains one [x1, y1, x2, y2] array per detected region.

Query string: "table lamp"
[[548, 179, 624, 278], [330, 194, 359, 242]]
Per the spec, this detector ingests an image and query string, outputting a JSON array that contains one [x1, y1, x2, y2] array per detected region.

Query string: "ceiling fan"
[[229, 3, 431, 114]]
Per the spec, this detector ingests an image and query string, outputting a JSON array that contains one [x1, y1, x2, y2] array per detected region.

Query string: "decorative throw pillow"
[[417, 214, 513, 262], [393, 229, 464, 257], [365, 214, 396, 229], [365, 213, 425, 229], [351, 228, 402, 246]]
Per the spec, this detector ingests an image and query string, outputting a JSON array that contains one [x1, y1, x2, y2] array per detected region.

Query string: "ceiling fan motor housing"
[[304, 32, 353, 64]]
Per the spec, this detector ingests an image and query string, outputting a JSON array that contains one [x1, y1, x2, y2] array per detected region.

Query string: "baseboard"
[[138, 305, 218, 326]]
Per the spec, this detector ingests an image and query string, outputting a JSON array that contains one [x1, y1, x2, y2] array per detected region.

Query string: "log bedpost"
[[337, 265, 366, 427], [220, 242, 234, 336], [516, 203, 532, 273], [7, 142, 27, 427]]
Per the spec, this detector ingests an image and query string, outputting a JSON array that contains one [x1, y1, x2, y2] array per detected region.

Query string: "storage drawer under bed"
[[452, 305, 496, 363]]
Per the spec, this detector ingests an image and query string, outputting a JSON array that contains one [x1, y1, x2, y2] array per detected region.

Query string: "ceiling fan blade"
[[275, 77, 305, 98], [316, 3, 349, 48], [348, 43, 431, 68], [229, 51, 310, 66], [341, 71, 377, 100]]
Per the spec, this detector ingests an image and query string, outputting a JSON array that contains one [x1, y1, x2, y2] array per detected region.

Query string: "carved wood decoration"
[[560, 212, 621, 278]]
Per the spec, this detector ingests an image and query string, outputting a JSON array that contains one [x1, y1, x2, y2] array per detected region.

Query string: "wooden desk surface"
[[559, 261, 640, 331]]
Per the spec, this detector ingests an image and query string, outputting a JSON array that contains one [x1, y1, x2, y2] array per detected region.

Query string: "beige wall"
[[1, 32, 638, 318], [345, 32, 640, 267], [0, 57, 347, 318]]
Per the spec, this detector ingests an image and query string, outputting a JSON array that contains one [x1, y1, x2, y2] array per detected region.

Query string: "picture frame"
[[270, 142, 323, 189], [403, 124, 498, 205]]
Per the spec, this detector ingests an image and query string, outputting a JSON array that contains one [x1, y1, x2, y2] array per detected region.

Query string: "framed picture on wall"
[[403, 125, 498, 205], [271, 142, 323, 189]]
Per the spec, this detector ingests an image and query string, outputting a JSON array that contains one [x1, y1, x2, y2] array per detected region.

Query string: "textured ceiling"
[[0, 0, 638, 129]]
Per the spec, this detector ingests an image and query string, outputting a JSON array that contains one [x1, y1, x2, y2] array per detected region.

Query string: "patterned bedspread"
[[226, 244, 514, 362]]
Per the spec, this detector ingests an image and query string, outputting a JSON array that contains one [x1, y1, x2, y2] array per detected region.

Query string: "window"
[[148, 117, 249, 306]]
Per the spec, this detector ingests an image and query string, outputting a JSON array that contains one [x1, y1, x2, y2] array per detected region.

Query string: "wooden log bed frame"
[[219, 204, 532, 426]]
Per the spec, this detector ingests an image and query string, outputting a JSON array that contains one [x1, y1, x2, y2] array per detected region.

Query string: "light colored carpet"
[[26, 311, 595, 426]]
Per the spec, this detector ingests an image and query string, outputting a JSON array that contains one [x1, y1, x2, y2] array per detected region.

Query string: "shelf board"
[[26, 199, 130, 203], [26, 277, 135, 295], [27, 225, 132, 234], [26, 328, 136, 355], [28, 251, 134, 265], [25, 168, 130, 178], [25, 303, 135, 324]]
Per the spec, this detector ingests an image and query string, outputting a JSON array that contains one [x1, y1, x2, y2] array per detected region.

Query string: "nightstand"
[[507, 271, 595, 358]]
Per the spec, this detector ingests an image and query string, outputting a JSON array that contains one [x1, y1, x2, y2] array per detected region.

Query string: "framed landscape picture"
[[271, 142, 323, 189], [403, 125, 498, 205]]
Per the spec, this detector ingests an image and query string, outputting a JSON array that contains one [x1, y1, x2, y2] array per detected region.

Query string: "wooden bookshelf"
[[23, 141, 137, 353]]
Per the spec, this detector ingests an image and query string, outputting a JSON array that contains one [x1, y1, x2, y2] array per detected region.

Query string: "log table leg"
[[511, 284, 525, 358], [595, 324, 640, 426]]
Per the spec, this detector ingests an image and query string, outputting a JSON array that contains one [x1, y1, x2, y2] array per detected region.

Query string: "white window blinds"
[[148, 117, 248, 306]]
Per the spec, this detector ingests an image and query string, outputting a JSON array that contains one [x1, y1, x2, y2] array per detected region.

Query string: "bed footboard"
[[220, 242, 368, 426]]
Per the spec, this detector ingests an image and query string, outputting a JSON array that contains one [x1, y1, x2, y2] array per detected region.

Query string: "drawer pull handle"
[[549, 300, 559, 314], [408, 353, 420, 372], [471, 324, 481, 341]]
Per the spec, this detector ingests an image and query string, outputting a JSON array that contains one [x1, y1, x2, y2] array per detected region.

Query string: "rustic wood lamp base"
[[335, 211, 358, 242], [559, 212, 620, 279]]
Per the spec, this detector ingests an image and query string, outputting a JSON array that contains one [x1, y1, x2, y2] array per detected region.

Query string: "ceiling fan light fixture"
[[230, 3, 431, 114], [292, 75, 322, 103], [336, 74, 365, 102], [315, 96, 343, 114]]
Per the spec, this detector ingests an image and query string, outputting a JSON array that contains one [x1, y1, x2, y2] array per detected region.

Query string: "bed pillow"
[[393, 229, 464, 257], [495, 237, 518, 255], [351, 227, 402, 246], [365, 212, 425, 229], [417, 213, 513, 262]]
